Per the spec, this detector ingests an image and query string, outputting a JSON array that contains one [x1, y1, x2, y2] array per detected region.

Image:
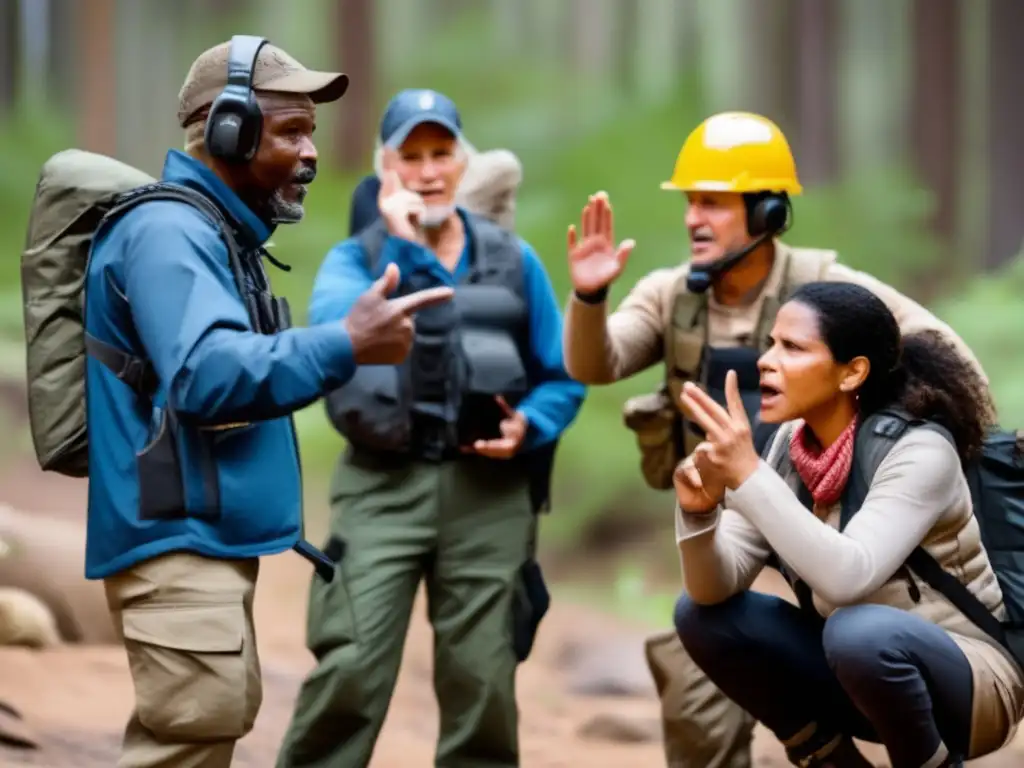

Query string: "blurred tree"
[[115, 0, 184, 175], [696, 0, 796, 132], [0, 0, 17, 117], [78, 0, 116, 155], [333, 0, 376, 171], [839, 0, 910, 176], [745, 0, 798, 136], [569, 0, 615, 82], [795, 0, 839, 186], [491, 0, 527, 57], [634, 0, 686, 105], [46, 0, 76, 114], [911, 0, 959, 253], [614, 0, 638, 94], [986, 0, 1024, 268]]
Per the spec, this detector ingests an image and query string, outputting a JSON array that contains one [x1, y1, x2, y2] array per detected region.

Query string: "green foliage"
[[933, 254, 1024, 426]]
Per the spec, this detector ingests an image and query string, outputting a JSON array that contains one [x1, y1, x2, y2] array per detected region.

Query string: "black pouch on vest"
[[512, 557, 550, 663], [325, 365, 412, 453], [137, 407, 188, 520]]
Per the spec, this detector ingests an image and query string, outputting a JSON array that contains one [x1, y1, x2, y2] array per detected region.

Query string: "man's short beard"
[[421, 203, 456, 229], [268, 188, 307, 224]]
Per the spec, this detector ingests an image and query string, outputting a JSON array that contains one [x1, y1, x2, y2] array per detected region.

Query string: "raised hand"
[[567, 191, 636, 296], [680, 370, 762, 490], [343, 263, 454, 365], [378, 152, 427, 243]]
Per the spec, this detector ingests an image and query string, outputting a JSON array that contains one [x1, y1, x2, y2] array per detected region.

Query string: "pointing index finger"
[[390, 286, 454, 315], [724, 370, 751, 428]]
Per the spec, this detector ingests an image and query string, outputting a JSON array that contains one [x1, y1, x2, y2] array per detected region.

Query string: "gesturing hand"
[[672, 452, 723, 514], [567, 191, 636, 295], [343, 263, 454, 365], [679, 371, 762, 490], [464, 396, 528, 459], [378, 153, 426, 243]]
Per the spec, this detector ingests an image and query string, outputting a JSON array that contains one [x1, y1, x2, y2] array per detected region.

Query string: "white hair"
[[372, 133, 476, 178]]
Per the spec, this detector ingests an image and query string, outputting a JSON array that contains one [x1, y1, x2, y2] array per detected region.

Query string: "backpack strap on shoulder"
[[87, 182, 241, 398], [354, 218, 391, 273], [841, 408, 955, 529]]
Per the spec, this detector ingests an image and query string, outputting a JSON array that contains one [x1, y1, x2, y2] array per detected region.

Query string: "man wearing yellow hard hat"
[[561, 111, 988, 768]]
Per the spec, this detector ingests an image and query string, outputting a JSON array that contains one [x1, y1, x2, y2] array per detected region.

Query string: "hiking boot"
[[787, 734, 873, 768]]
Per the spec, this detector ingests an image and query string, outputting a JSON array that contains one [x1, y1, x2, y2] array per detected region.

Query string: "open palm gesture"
[[567, 192, 636, 295]]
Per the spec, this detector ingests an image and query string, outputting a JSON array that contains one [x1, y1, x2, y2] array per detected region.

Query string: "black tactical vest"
[[325, 213, 530, 461]]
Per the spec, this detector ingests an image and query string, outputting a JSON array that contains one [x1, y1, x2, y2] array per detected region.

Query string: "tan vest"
[[623, 245, 837, 490]]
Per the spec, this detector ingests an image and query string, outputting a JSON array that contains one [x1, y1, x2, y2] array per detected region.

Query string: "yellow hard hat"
[[661, 111, 803, 195]]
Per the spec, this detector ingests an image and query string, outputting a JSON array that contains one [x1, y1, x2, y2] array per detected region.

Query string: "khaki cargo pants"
[[645, 630, 756, 768], [104, 552, 262, 768]]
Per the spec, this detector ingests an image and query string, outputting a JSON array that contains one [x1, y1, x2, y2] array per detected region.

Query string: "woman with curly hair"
[[670, 281, 1022, 768]]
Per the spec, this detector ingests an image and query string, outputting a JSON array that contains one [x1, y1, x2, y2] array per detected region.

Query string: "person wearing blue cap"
[[275, 89, 587, 767]]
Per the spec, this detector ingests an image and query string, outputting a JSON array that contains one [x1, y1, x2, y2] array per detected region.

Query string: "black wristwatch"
[[574, 286, 608, 304]]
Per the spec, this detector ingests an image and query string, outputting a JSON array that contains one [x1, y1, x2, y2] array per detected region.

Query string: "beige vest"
[[662, 246, 837, 454]]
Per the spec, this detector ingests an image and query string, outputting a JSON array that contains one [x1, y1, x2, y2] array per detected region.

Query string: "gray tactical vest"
[[325, 212, 531, 462]]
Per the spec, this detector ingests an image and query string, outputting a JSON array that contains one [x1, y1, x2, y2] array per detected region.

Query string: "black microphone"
[[685, 231, 772, 294]]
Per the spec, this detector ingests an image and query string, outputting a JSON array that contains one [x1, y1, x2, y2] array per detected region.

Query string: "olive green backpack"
[[21, 150, 158, 477]]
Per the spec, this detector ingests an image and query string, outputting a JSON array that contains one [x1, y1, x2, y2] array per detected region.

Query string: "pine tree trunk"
[[986, 0, 1024, 268], [333, 0, 376, 172]]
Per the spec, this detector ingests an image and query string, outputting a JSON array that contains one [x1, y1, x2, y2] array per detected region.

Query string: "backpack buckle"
[[118, 356, 148, 391]]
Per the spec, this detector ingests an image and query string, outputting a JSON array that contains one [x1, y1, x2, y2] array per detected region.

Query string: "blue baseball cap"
[[379, 88, 462, 148]]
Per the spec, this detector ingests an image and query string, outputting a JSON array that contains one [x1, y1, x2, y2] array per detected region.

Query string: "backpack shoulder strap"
[[841, 408, 925, 529], [354, 218, 391, 273], [905, 546, 1008, 647], [86, 182, 240, 398]]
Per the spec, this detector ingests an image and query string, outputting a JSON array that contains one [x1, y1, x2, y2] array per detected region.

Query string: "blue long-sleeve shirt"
[[310, 211, 586, 450], [83, 149, 356, 579]]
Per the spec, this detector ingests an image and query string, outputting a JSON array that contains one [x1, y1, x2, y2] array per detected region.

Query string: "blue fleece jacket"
[[309, 211, 586, 450], [83, 149, 355, 579]]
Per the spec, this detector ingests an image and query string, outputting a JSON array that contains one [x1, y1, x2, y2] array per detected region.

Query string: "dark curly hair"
[[786, 281, 995, 462]]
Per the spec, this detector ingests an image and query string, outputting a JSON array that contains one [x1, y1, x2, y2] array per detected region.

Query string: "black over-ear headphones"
[[744, 192, 791, 237], [205, 35, 269, 164]]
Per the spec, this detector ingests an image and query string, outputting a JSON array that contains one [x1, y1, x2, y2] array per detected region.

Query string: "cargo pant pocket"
[[511, 557, 550, 663], [306, 535, 359, 654], [121, 602, 250, 741]]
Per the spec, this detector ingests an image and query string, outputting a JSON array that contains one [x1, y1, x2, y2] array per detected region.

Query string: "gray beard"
[[421, 203, 456, 229], [268, 186, 308, 224]]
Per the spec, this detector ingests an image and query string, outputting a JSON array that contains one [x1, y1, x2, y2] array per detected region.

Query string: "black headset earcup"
[[748, 194, 789, 237], [205, 112, 242, 160], [205, 96, 263, 163]]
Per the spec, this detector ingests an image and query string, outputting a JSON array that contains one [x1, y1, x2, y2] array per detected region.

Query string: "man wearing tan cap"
[[81, 36, 452, 768]]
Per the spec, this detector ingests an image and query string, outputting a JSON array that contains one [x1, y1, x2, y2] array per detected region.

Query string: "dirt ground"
[[0, 458, 1022, 767]]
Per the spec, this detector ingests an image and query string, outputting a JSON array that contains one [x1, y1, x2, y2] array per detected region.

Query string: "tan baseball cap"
[[178, 40, 349, 127]]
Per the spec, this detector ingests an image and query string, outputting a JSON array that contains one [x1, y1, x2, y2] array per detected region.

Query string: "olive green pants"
[[277, 454, 535, 768]]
